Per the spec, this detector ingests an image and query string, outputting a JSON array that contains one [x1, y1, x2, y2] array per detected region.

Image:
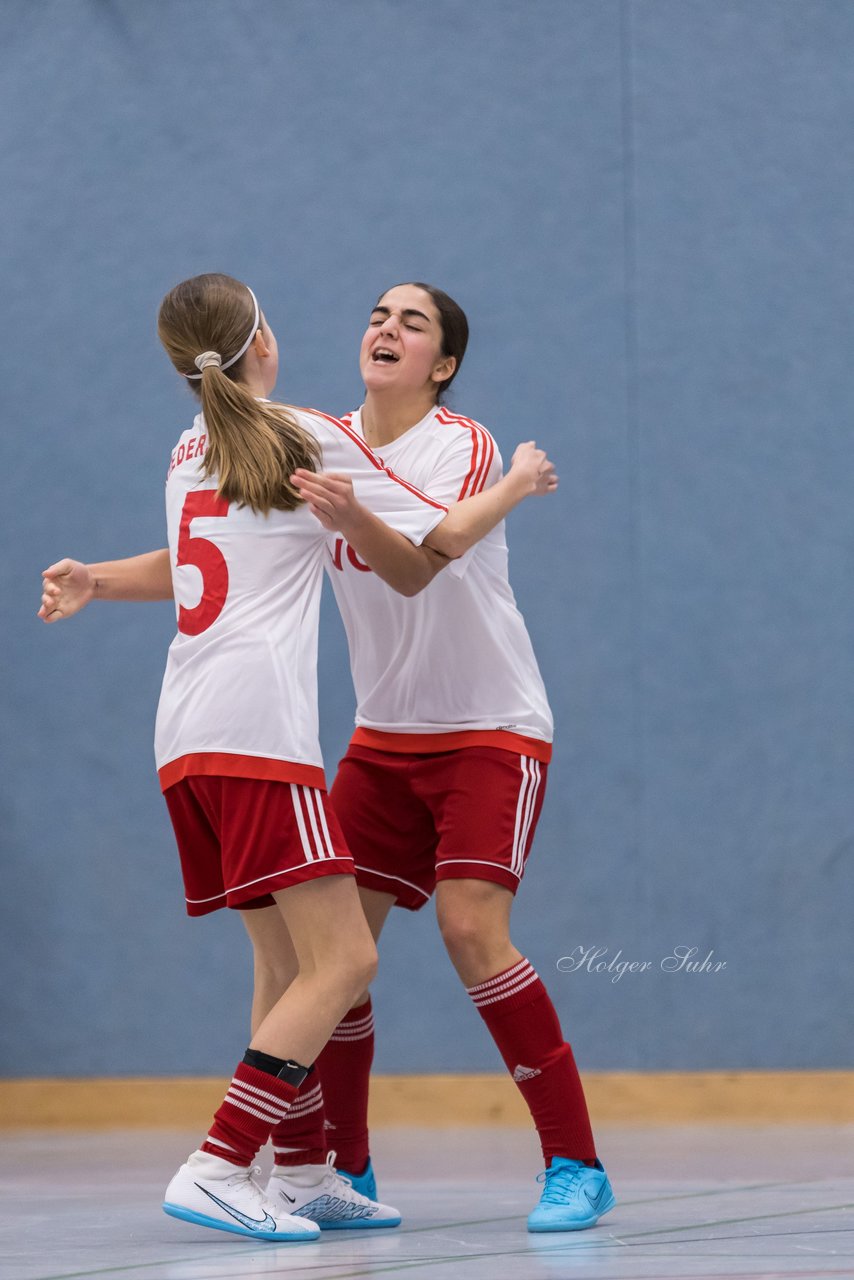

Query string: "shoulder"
[[280, 404, 343, 436], [287, 405, 381, 467], [432, 406, 495, 444]]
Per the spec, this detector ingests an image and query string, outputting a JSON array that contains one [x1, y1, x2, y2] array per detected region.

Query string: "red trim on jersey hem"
[[349, 727, 552, 763], [159, 753, 327, 793]]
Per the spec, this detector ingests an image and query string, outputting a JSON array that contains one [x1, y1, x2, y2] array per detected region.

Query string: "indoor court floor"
[[2, 1124, 852, 1280]]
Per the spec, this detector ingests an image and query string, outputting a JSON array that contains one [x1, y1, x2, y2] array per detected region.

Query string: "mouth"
[[371, 347, 400, 364]]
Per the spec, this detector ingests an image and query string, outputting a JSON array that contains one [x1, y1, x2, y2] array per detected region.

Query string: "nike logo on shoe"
[[513, 1064, 542, 1082], [196, 1183, 278, 1232], [279, 1191, 297, 1204], [584, 1181, 608, 1210]]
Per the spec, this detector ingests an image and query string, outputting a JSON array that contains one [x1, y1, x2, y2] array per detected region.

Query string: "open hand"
[[38, 559, 94, 623]]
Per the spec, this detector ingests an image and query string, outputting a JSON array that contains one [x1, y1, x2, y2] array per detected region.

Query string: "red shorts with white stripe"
[[164, 776, 355, 917], [329, 745, 547, 911]]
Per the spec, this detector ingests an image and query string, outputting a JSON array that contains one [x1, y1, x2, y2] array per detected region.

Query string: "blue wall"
[[2, 0, 852, 1076]]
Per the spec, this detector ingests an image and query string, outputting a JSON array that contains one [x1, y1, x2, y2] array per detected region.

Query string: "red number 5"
[[177, 491, 230, 635]]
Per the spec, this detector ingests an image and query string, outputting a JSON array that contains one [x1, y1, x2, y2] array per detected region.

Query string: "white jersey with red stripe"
[[325, 405, 553, 756], [154, 405, 446, 791]]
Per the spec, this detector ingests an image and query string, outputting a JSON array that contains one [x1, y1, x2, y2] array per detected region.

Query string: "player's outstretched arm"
[[39, 549, 173, 623]]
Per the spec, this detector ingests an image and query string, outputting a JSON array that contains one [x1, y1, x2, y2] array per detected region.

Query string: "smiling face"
[[359, 284, 456, 401]]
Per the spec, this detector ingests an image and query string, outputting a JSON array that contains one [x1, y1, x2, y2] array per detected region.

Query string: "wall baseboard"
[[1, 1072, 852, 1129]]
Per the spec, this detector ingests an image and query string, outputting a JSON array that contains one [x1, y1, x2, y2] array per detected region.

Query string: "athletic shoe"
[[267, 1151, 400, 1230], [527, 1157, 616, 1232], [163, 1149, 320, 1242], [336, 1156, 377, 1201]]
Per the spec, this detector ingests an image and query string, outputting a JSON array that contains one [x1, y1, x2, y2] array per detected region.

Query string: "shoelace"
[[536, 1161, 587, 1204], [226, 1165, 270, 1206], [321, 1150, 366, 1201]]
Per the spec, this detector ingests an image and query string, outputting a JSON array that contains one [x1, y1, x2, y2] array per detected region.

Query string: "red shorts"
[[329, 744, 547, 911], [164, 776, 355, 917]]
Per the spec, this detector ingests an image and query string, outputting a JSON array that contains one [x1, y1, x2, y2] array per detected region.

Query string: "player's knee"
[[437, 906, 484, 966], [332, 936, 378, 1003], [253, 954, 296, 998]]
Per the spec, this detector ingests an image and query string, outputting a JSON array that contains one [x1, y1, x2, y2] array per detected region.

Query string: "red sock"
[[467, 958, 597, 1165], [201, 1061, 299, 1167], [270, 1076, 327, 1168], [314, 998, 374, 1174]]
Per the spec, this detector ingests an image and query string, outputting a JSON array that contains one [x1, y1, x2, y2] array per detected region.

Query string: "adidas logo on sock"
[[323, 1119, 336, 1130], [512, 1064, 542, 1082]]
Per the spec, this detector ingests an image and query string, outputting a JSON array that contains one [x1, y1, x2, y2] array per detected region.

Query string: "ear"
[[431, 354, 456, 385], [253, 327, 271, 358]]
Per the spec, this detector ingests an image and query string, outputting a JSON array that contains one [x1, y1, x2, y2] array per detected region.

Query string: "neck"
[[361, 389, 439, 447]]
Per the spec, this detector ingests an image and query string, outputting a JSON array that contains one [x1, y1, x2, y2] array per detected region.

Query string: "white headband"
[[186, 286, 261, 380]]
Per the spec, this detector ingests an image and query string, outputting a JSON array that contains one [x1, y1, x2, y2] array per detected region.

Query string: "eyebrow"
[[370, 305, 433, 324]]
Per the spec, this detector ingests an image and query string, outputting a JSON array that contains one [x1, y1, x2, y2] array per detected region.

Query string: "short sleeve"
[[420, 422, 503, 507], [423, 422, 504, 579]]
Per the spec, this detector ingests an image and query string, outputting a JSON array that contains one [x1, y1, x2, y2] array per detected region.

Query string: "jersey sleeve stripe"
[[296, 405, 448, 512], [436, 408, 497, 500]]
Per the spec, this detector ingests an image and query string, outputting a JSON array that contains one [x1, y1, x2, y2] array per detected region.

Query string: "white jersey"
[[154, 406, 446, 791], [325, 406, 553, 761]]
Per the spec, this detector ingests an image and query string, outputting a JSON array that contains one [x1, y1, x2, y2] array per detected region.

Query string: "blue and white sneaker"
[[335, 1156, 377, 1201], [267, 1151, 400, 1230], [527, 1157, 616, 1232], [163, 1150, 320, 1242]]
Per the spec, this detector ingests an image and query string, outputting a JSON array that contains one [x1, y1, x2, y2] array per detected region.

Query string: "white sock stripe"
[[231, 1076, 295, 1110], [227, 1091, 286, 1123], [337, 1009, 374, 1028], [294, 1081, 323, 1102], [331, 1013, 374, 1035], [466, 957, 531, 996], [204, 1135, 239, 1153], [281, 1089, 322, 1117], [471, 970, 540, 1007], [290, 783, 316, 860], [468, 964, 538, 1006], [225, 1093, 290, 1124], [469, 965, 537, 1003], [285, 1096, 324, 1120], [330, 1028, 374, 1042]]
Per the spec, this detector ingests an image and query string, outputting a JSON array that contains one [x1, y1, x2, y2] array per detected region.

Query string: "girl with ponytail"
[[39, 273, 557, 1244]]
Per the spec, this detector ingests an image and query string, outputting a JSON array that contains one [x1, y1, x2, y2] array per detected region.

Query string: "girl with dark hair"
[[39, 273, 557, 1244]]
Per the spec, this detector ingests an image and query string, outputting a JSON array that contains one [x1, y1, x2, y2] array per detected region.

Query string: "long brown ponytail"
[[157, 274, 320, 514]]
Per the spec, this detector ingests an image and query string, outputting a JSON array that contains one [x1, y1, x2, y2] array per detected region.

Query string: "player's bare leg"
[[241, 904, 299, 1033], [436, 877, 614, 1232]]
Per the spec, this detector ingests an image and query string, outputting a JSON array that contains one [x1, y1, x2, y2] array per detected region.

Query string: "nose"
[[379, 312, 400, 337]]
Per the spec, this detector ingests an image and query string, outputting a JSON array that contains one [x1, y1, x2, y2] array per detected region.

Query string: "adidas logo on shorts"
[[512, 1064, 542, 1083]]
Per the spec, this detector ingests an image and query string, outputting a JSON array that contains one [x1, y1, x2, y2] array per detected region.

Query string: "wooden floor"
[[2, 1124, 852, 1280]]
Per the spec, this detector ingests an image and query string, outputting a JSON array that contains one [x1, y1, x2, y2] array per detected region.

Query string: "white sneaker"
[[163, 1149, 320, 1242], [266, 1151, 402, 1230]]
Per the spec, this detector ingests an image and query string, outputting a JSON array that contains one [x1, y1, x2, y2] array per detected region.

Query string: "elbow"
[[394, 574, 430, 598], [425, 530, 465, 561]]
